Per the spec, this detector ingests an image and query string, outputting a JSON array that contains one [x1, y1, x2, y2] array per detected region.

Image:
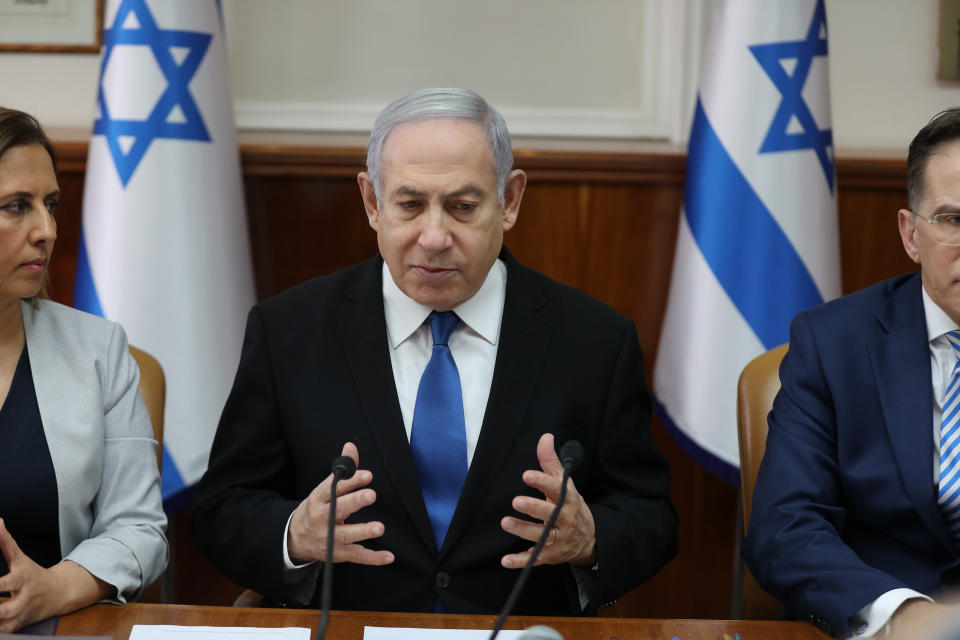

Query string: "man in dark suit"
[[743, 108, 960, 638], [193, 88, 676, 615]]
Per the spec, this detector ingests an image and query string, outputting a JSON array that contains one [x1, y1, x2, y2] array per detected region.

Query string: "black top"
[[0, 345, 61, 578]]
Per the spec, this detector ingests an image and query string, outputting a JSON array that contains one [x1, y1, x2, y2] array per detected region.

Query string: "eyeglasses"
[[914, 212, 960, 246]]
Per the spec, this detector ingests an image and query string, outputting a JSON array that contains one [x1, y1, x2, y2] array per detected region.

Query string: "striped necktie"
[[409, 311, 468, 550], [938, 330, 960, 539]]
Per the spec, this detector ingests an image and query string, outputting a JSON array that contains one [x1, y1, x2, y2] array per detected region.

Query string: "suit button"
[[435, 572, 451, 589]]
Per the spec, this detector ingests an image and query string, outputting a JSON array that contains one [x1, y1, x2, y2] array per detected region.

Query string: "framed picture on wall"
[[940, 0, 960, 80], [0, 0, 103, 53]]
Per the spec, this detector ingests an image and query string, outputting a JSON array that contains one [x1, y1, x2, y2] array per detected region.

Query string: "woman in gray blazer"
[[0, 108, 167, 632]]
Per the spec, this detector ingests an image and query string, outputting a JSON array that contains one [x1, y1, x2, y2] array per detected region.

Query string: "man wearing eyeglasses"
[[743, 108, 960, 640]]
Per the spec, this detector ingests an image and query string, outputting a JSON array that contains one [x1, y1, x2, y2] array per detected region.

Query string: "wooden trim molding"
[[50, 140, 907, 189]]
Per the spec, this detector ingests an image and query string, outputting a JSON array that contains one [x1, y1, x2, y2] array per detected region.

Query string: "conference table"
[[55, 603, 830, 639]]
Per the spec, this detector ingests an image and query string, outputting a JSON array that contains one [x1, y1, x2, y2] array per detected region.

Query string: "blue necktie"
[[939, 331, 960, 540], [410, 311, 468, 549]]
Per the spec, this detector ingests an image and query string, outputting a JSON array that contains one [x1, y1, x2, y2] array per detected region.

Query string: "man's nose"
[[418, 207, 452, 251]]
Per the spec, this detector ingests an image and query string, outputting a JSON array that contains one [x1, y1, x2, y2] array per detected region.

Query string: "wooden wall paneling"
[[47, 170, 83, 307], [835, 159, 916, 294], [243, 175, 377, 298]]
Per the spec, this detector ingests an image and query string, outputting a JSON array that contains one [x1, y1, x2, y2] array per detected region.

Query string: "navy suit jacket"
[[194, 249, 677, 615], [743, 273, 960, 637]]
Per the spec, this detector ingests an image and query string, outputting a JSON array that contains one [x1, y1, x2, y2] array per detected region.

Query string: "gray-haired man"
[[194, 88, 677, 615]]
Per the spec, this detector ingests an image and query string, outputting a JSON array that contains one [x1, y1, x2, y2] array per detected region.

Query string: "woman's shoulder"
[[22, 299, 121, 343]]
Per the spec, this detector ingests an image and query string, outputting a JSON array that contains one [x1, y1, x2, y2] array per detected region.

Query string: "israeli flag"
[[654, 0, 840, 481], [75, 0, 255, 498]]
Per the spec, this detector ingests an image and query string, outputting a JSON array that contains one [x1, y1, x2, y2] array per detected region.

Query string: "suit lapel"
[[337, 257, 435, 552], [441, 252, 553, 556], [868, 274, 956, 554]]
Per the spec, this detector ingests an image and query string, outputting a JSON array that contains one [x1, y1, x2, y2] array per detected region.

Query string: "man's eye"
[[937, 214, 960, 225], [399, 201, 421, 210], [453, 202, 477, 212], [46, 200, 60, 216]]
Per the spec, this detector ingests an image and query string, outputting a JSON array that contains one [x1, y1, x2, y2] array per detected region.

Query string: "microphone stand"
[[314, 455, 356, 640]]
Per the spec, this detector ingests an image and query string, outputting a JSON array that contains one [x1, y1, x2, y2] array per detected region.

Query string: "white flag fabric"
[[75, 0, 255, 498], [654, 0, 841, 481]]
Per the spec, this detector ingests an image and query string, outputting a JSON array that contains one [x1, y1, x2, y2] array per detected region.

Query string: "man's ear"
[[898, 209, 921, 264], [501, 169, 527, 232], [358, 172, 380, 231]]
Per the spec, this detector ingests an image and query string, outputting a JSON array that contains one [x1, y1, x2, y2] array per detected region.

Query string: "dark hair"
[[0, 107, 57, 303], [907, 107, 960, 211]]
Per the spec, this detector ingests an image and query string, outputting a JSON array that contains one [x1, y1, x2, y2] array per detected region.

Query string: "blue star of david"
[[749, 0, 834, 193], [93, 0, 212, 187]]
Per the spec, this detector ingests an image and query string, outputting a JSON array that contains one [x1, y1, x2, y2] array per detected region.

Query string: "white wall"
[[827, 0, 960, 150], [0, 0, 956, 152]]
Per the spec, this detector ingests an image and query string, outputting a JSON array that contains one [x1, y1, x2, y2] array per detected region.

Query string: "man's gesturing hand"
[[287, 442, 394, 566], [500, 433, 597, 569]]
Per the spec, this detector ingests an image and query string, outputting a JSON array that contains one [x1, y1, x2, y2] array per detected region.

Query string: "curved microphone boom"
[[488, 439, 584, 640], [314, 455, 357, 640]]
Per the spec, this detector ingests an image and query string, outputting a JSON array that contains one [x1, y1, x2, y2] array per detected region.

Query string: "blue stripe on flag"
[[684, 98, 824, 350], [161, 444, 186, 497], [73, 230, 105, 317]]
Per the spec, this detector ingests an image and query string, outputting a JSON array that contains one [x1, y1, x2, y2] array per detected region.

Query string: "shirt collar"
[[382, 258, 507, 349], [922, 284, 960, 343]]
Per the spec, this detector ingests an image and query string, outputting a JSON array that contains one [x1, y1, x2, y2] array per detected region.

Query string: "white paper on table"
[[363, 628, 526, 639], [129, 625, 311, 640]]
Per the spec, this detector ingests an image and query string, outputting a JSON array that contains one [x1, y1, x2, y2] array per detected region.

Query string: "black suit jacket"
[[743, 273, 960, 637], [194, 249, 677, 615]]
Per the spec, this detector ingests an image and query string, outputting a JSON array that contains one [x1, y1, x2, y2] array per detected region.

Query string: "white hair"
[[365, 87, 514, 204]]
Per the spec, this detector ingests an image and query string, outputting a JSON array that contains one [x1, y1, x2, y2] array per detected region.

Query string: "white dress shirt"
[[383, 259, 506, 465], [848, 286, 952, 637]]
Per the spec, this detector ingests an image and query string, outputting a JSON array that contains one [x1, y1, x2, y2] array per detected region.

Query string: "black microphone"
[[332, 455, 357, 480], [315, 454, 357, 640], [489, 439, 584, 640], [559, 440, 583, 473]]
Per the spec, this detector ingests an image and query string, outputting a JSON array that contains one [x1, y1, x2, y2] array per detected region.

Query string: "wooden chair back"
[[736, 343, 788, 620]]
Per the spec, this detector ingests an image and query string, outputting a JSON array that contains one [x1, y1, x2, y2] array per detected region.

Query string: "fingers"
[[332, 520, 383, 546], [307, 442, 373, 505], [536, 433, 564, 478], [0, 597, 25, 634], [330, 487, 378, 524], [0, 566, 21, 595], [524, 469, 568, 505], [342, 441, 359, 468], [329, 522, 394, 565], [501, 435, 599, 568], [499, 495, 565, 570], [288, 442, 396, 566], [0, 519, 22, 569], [333, 544, 395, 566], [500, 516, 549, 547], [501, 548, 538, 569], [509, 493, 560, 525]]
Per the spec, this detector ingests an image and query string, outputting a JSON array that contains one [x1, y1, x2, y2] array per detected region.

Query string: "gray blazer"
[[21, 299, 168, 602]]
